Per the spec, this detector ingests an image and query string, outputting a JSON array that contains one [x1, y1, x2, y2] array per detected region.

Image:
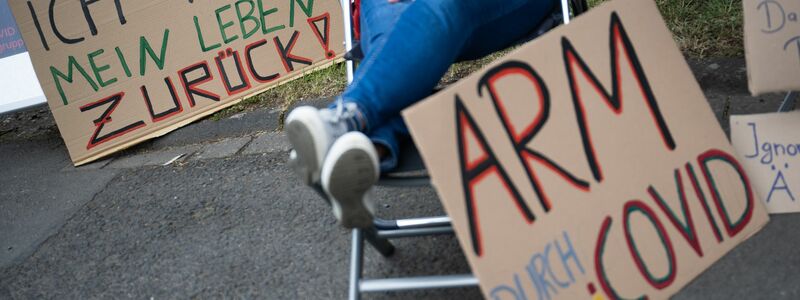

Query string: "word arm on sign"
[[455, 12, 678, 258]]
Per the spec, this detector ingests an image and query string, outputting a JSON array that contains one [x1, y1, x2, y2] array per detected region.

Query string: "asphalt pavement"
[[0, 58, 798, 299]]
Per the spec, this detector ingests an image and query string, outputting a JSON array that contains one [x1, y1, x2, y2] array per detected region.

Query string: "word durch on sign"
[[454, 13, 756, 299], [23, 0, 333, 150]]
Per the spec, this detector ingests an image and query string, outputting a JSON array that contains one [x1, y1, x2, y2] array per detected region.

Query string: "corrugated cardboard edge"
[[72, 56, 343, 166], [743, 0, 760, 96]]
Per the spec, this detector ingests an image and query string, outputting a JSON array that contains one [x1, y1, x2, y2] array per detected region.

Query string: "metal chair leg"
[[349, 228, 364, 300], [340, 0, 355, 84], [561, 0, 571, 24], [364, 227, 395, 257], [352, 217, 480, 298], [779, 92, 797, 112], [360, 274, 479, 292]]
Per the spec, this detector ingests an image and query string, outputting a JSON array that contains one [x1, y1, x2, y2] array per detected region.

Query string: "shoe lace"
[[334, 97, 345, 122], [330, 97, 364, 132]]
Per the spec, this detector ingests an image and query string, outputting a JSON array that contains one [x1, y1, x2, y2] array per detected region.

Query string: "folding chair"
[[290, 1, 588, 299]]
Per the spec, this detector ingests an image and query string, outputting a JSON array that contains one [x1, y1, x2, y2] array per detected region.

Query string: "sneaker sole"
[[285, 108, 327, 184], [324, 147, 378, 228]]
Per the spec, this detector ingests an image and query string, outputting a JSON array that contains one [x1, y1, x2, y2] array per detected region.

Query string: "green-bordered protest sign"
[[10, 0, 343, 165]]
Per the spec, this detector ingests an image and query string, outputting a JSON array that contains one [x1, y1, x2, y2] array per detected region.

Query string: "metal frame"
[[300, 177, 475, 300], [348, 217, 477, 300], [331, 1, 581, 299], [779, 92, 797, 112], [340, 0, 356, 83]]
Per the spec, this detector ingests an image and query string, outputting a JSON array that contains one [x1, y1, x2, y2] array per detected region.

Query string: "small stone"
[[708, 63, 720, 70]]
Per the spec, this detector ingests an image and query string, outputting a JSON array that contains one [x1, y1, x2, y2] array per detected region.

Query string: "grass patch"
[[213, 0, 743, 121], [210, 62, 348, 120], [210, 51, 506, 121], [589, 0, 743, 57], [439, 50, 510, 87]]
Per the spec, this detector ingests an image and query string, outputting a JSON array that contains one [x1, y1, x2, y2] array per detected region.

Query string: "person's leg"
[[342, 0, 557, 132], [287, 0, 557, 228], [358, 0, 411, 54], [457, 1, 559, 61], [285, 0, 410, 185], [368, 116, 408, 172], [361, 0, 557, 171]]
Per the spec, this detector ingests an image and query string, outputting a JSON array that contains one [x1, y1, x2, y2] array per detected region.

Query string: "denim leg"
[[457, 1, 558, 61], [326, 0, 409, 130], [368, 116, 408, 172], [359, 0, 411, 54], [342, 0, 556, 130]]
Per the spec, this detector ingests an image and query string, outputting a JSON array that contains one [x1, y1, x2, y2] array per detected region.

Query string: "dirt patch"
[[0, 106, 59, 142]]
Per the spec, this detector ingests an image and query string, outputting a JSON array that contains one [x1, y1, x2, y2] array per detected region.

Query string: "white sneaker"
[[285, 105, 351, 184], [321, 132, 379, 228]]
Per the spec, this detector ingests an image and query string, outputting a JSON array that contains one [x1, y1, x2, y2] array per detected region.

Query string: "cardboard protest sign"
[[744, 0, 800, 95], [731, 111, 800, 214], [403, 0, 769, 298], [10, 0, 343, 165]]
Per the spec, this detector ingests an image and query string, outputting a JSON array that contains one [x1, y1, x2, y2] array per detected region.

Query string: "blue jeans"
[[342, 0, 557, 171]]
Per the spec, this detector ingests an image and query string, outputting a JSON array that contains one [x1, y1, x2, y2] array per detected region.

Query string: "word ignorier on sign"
[[732, 111, 800, 214]]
